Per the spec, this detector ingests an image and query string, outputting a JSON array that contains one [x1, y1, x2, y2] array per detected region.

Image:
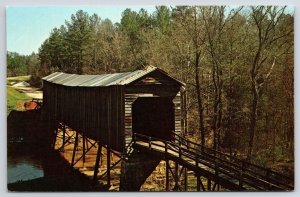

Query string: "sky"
[[6, 6, 157, 55], [6, 5, 294, 56]]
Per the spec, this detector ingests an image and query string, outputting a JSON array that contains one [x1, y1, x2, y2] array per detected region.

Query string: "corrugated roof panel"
[[54, 74, 77, 84], [89, 74, 117, 86], [42, 72, 60, 80], [42, 72, 62, 81], [118, 67, 156, 85], [111, 70, 143, 85], [74, 75, 100, 86], [62, 75, 94, 86], [81, 74, 110, 86], [42, 66, 185, 87], [105, 72, 134, 85], [90, 73, 121, 86], [47, 72, 68, 83], [103, 72, 133, 86], [77, 75, 103, 86]]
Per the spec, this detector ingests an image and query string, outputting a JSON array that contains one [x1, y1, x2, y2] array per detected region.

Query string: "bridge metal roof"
[[42, 66, 185, 87]]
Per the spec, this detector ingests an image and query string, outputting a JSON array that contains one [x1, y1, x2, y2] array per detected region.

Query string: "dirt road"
[[11, 86, 43, 100]]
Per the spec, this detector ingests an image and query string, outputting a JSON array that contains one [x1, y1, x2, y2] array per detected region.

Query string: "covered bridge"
[[42, 66, 186, 154]]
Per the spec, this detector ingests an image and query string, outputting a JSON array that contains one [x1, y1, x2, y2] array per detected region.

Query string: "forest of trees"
[[7, 52, 39, 77], [7, 6, 294, 171]]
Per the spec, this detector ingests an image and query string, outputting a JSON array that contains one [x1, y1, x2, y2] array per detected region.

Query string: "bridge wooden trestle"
[[52, 123, 123, 188]]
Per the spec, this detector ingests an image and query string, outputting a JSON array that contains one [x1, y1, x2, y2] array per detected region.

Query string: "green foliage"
[[252, 142, 288, 168], [153, 6, 171, 34], [29, 75, 43, 88], [7, 52, 39, 77]]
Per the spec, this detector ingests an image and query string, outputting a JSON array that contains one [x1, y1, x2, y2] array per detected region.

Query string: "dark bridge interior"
[[132, 97, 174, 141]]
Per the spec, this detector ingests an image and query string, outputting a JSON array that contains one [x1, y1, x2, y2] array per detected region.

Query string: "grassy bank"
[[7, 75, 31, 115], [7, 86, 30, 115]]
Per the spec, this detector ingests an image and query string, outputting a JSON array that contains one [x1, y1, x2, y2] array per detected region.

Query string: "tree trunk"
[[77, 48, 83, 74], [212, 62, 222, 152], [195, 51, 205, 146], [246, 44, 261, 161], [247, 81, 258, 161]]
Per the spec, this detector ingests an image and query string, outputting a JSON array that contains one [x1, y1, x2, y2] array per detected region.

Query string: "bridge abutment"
[[119, 151, 161, 191]]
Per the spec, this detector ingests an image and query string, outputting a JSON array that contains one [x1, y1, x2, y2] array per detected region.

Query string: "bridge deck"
[[131, 133, 294, 191]]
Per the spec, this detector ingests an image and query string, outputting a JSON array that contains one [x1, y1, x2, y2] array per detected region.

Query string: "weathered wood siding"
[[124, 94, 138, 149], [43, 81, 125, 152], [181, 88, 188, 135], [173, 91, 181, 137]]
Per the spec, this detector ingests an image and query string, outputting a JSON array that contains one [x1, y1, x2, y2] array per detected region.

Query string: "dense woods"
[[7, 52, 39, 77], [7, 6, 294, 171]]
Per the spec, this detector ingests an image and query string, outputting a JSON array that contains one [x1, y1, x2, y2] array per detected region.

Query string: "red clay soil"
[[24, 101, 38, 110]]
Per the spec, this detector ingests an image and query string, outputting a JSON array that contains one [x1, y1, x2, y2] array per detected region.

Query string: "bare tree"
[[173, 6, 207, 145], [202, 6, 243, 151], [247, 6, 293, 161]]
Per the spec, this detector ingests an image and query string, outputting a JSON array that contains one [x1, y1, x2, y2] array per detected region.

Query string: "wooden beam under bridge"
[[52, 123, 123, 189]]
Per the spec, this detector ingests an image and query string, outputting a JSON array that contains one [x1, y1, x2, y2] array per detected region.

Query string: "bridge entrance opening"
[[132, 97, 175, 141]]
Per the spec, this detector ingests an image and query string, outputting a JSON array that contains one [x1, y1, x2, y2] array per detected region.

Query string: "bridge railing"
[[132, 132, 293, 191], [133, 133, 251, 189], [171, 131, 294, 190]]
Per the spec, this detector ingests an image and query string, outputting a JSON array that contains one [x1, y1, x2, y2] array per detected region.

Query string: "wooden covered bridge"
[[42, 66, 293, 191]]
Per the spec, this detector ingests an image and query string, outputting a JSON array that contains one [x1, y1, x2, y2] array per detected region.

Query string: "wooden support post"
[[82, 135, 86, 166], [166, 160, 169, 191], [62, 124, 66, 149], [174, 162, 179, 190], [52, 128, 58, 149], [179, 147, 182, 159], [71, 132, 79, 166], [208, 179, 211, 191], [212, 182, 217, 191], [133, 133, 136, 144], [107, 146, 111, 187], [149, 137, 152, 149], [184, 167, 187, 191], [197, 175, 201, 191], [93, 143, 102, 184], [199, 177, 206, 191]]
